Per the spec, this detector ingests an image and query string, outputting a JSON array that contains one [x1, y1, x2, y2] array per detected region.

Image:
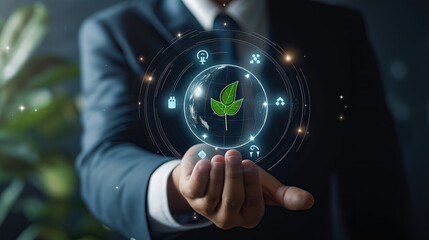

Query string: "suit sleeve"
[[75, 17, 172, 239], [335, 13, 411, 239]]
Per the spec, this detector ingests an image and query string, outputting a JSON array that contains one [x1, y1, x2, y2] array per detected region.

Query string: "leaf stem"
[[225, 115, 228, 131]]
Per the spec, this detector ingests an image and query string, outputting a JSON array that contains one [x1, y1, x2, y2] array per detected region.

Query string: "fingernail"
[[213, 162, 225, 169], [198, 164, 210, 171], [227, 155, 241, 165]]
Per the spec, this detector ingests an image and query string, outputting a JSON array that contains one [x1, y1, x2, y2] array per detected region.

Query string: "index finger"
[[258, 167, 314, 210]]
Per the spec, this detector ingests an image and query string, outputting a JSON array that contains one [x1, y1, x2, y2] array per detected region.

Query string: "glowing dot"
[[339, 95, 344, 99], [139, 56, 144, 62], [263, 102, 268, 106], [215, 147, 218, 150], [345, 105, 348, 108], [222, 3, 226, 7], [138, 101, 142, 105], [245, 74, 250, 79], [130, 238, 136, 240], [115, 186, 119, 190], [250, 136, 255, 141], [339, 115, 345, 121], [286, 55, 291, 61], [298, 128, 302, 133], [34, 109, 38, 112], [223, 22, 227, 26], [148, 76, 153, 81], [19, 105, 25, 111], [177, 33, 181, 38], [5, 45, 10, 51], [202, 134, 207, 139]]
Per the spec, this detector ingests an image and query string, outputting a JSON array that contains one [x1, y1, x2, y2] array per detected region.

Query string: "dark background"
[[0, 0, 428, 239]]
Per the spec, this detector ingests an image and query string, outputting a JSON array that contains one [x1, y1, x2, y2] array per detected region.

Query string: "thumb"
[[258, 167, 314, 210]]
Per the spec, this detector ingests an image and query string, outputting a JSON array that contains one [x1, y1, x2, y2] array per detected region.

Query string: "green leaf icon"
[[211, 99, 226, 116], [221, 81, 238, 106], [225, 99, 243, 115], [210, 81, 243, 131]]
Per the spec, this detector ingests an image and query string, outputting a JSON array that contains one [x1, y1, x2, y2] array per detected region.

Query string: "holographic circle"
[[139, 30, 311, 170], [183, 64, 268, 149]]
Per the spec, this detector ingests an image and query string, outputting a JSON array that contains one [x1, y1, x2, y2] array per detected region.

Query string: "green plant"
[[210, 81, 243, 131], [0, 3, 109, 239]]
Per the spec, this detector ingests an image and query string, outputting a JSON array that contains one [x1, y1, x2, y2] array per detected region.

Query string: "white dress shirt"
[[147, 0, 268, 237]]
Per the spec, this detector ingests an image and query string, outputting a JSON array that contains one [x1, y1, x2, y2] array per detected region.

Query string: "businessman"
[[77, 0, 410, 239]]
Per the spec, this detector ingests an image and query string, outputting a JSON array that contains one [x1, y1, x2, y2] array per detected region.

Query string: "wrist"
[[168, 164, 193, 214]]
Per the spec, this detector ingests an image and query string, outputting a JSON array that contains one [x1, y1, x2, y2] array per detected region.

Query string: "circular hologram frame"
[[139, 30, 310, 170], [183, 64, 268, 149]]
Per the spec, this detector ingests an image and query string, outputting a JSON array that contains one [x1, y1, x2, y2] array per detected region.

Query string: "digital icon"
[[197, 50, 209, 65], [249, 145, 260, 158], [275, 97, 285, 106], [168, 96, 176, 109], [250, 54, 261, 64], [211, 81, 243, 131], [198, 150, 207, 159]]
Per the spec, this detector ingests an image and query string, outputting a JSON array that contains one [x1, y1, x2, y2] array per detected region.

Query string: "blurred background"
[[0, 0, 427, 239]]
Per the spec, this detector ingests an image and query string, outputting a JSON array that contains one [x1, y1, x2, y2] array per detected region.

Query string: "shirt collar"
[[182, 0, 268, 35]]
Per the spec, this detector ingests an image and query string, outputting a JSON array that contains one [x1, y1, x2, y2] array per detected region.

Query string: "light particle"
[[115, 186, 119, 190], [139, 56, 144, 62], [177, 32, 181, 38], [263, 102, 268, 107], [202, 134, 207, 139], [298, 128, 302, 133], [34, 109, 38, 112], [19, 105, 25, 111], [339, 115, 344, 121], [223, 22, 227, 26], [250, 136, 255, 141], [339, 95, 344, 99], [5, 45, 10, 51], [286, 55, 291, 61]]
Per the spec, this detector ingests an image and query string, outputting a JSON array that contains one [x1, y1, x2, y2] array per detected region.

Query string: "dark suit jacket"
[[76, 0, 410, 239]]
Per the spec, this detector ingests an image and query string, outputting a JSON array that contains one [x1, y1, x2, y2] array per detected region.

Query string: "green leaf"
[[37, 154, 77, 199], [0, 3, 50, 85], [0, 131, 38, 163], [1, 95, 77, 134], [2, 56, 74, 92], [16, 223, 38, 240], [0, 18, 4, 33], [0, 179, 25, 226], [225, 99, 243, 116], [220, 81, 238, 106], [210, 98, 225, 116]]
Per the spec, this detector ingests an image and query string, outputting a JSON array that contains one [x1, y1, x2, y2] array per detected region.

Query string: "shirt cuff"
[[147, 160, 212, 236]]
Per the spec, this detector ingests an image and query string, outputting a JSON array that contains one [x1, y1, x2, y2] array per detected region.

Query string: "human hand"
[[170, 144, 314, 229]]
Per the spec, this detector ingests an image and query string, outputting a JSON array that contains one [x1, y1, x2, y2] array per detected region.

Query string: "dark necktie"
[[213, 13, 240, 63]]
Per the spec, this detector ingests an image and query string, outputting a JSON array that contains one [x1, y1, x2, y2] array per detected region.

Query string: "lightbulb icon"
[[197, 50, 209, 65]]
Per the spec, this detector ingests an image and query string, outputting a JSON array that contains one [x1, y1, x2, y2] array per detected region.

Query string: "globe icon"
[[184, 64, 268, 149]]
